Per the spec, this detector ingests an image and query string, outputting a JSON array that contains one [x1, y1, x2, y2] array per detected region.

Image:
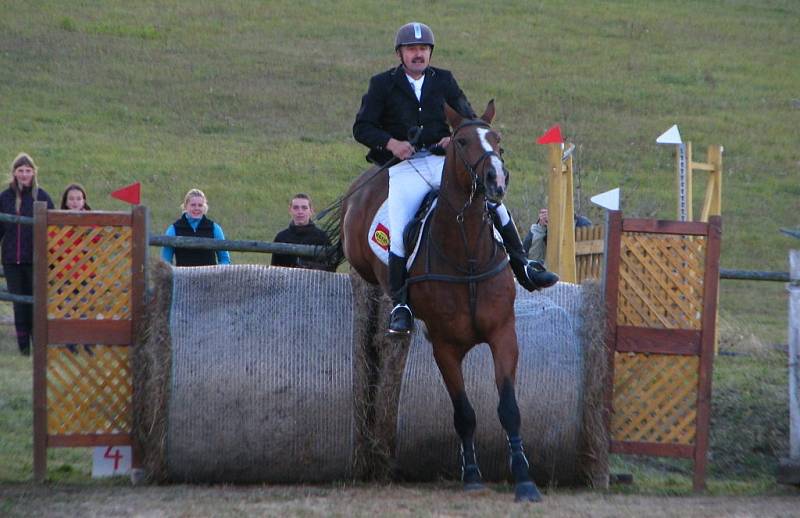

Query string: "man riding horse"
[[353, 22, 558, 337]]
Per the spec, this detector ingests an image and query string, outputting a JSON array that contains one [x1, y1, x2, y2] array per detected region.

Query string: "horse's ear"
[[480, 99, 496, 125], [444, 102, 463, 131]]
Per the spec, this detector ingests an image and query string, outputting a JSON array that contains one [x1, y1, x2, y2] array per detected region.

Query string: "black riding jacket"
[[353, 65, 476, 164]]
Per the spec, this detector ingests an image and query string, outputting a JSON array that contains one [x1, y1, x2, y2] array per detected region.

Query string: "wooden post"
[[545, 143, 577, 283], [601, 210, 622, 440], [693, 215, 722, 492], [32, 202, 48, 482], [546, 144, 563, 272], [693, 144, 724, 353], [779, 249, 800, 484], [790, 250, 800, 458], [130, 206, 147, 474], [561, 150, 577, 283], [699, 145, 723, 222]]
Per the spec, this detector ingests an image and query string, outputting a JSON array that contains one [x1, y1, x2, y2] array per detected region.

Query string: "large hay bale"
[[158, 264, 355, 483], [136, 264, 606, 486], [394, 282, 602, 485]]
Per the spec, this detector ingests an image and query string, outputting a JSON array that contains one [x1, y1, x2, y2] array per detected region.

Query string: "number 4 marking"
[[104, 446, 123, 470]]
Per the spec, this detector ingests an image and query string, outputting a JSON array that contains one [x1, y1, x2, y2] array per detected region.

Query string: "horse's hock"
[[137, 263, 606, 485]]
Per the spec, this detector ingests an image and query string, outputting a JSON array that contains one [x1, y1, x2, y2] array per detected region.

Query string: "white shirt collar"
[[406, 73, 425, 101]]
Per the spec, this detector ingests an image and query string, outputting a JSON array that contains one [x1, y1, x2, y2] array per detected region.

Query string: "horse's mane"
[[316, 197, 346, 269]]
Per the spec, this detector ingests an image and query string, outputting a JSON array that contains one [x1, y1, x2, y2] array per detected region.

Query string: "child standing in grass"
[[0, 153, 55, 356], [162, 188, 231, 266]]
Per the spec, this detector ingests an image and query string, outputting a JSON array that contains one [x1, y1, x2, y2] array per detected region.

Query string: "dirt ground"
[[1, 483, 799, 518]]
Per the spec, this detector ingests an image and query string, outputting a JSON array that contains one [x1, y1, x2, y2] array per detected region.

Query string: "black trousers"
[[4, 263, 33, 354]]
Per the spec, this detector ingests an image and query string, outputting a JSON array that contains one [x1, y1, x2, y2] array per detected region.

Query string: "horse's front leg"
[[489, 327, 542, 503], [432, 343, 484, 491]]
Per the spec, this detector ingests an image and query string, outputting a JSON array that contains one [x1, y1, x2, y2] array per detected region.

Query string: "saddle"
[[368, 191, 438, 268]]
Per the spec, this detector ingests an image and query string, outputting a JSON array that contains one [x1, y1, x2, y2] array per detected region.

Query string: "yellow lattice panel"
[[47, 225, 132, 320], [611, 352, 698, 445], [617, 233, 705, 329], [575, 225, 604, 283], [46, 345, 132, 435]]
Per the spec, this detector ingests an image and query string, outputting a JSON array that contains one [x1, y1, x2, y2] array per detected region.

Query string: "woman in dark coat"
[[0, 153, 54, 355]]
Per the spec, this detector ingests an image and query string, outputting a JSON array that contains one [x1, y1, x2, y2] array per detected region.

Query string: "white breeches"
[[387, 152, 511, 257]]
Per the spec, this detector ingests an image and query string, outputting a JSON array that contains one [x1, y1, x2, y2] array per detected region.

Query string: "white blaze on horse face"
[[477, 128, 506, 189]]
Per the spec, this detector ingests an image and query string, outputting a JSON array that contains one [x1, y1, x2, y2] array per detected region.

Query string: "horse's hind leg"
[[432, 344, 484, 491], [490, 334, 542, 502]]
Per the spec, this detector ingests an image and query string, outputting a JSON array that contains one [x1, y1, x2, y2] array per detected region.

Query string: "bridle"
[[449, 119, 506, 217], [408, 118, 510, 322]]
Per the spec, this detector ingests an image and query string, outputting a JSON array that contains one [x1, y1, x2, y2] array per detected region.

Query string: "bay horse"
[[338, 100, 541, 502]]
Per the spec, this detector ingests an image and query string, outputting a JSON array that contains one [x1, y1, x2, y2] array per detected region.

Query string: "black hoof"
[[385, 328, 411, 338], [464, 481, 486, 492], [462, 464, 483, 492], [514, 481, 542, 503]]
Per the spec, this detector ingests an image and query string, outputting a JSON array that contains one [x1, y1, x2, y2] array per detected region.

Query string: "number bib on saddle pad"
[[368, 192, 438, 269]]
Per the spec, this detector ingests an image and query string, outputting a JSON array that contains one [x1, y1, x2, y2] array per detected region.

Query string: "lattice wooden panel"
[[46, 345, 132, 435], [47, 225, 132, 320], [611, 352, 698, 445], [617, 233, 706, 329], [575, 225, 604, 283]]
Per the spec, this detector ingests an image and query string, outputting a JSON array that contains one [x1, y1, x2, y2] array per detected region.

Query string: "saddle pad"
[[368, 198, 437, 269]]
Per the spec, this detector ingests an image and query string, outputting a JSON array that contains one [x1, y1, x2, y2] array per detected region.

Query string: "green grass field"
[[1, 0, 799, 506], [1, 0, 798, 342]]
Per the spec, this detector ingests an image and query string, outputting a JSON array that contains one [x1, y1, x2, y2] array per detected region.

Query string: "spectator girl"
[[60, 183, 92, 211], [0, 153, 55, 355], [162, 188, 231, 266]]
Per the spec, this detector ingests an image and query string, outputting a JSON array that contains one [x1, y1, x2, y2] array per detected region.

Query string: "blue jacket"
[[161, 214, 231, 265], [0, 185, 54, 265]]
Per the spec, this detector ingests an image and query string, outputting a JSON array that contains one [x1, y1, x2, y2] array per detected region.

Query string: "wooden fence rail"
[[148, 235, 322, 256]]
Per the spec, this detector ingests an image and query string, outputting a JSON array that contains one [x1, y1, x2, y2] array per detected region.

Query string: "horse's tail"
[[317, 197, 346, 269]]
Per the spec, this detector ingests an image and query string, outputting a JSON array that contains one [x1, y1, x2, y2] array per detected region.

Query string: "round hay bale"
[[136, 263, 607, 486], [152, 264, 355, 483], [394, 282, 602, 485]]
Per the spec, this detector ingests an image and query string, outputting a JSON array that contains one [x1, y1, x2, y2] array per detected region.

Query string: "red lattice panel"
[[611, 352, 698, 445], [47, 225, 132, 320], [617, 233, 706, 329], [46, 345, 132, 435]]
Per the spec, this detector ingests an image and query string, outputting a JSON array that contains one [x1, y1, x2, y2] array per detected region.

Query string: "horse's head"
[[444, 100, 508, 204]]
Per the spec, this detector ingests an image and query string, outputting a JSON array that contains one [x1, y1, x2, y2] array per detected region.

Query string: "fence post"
[[32, 201, 48, 482], [779, 249, 800, 484], [699, 145, 723, 222], [545, 143, 577, 282]]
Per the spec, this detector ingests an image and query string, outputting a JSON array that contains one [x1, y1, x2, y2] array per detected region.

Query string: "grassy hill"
[[1, 0, 798, 342]]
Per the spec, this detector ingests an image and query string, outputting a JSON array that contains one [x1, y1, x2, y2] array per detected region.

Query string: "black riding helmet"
[[394, 22, 435, 51]]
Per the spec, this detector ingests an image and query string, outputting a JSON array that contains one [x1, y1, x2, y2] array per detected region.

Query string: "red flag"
[[111, 182, 141, 205], [536, 125, 563, 145]]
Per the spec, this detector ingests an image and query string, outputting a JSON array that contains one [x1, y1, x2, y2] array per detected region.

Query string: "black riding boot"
[[497, 220, 559, 291], [387, 252, 413, 335]]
